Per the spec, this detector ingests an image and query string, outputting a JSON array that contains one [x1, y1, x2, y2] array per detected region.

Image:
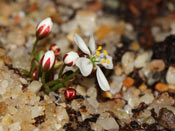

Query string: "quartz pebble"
[[158, 108, 175, 129], [27, 81, 42, 93], [76, 10, 97, 36], [87, 87, 99, 109], [96, 113, 119, 130], [31, 106, 45, 118], [7, 28, 26, 47], [149, 59, 165, 72], [9, 122, 21, 131], [0, 80, 9, 95], [166, 66, 175, 84], [140, 91, 154, 105], [114, 64, 123, 76], [8, 47, 30, 70], [134, 51, 152, 68], [91, 123, 103, 131], [149, 93, 175, 114], [110, 75, 125, 94], [61, 20, 78, 33], [122, 52, 135, 74], [0, 2, 13, 17], [56, 106, 69, 123], [76, 85, 86, 96]]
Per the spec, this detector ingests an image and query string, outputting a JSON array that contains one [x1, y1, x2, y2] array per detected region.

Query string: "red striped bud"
[[49, 44, 60, 56], [41, 51, 55, 71], [36, 17, 53, 39], [64, 88, 76, 100], [32, 69, 38, 80], [63, 51, 79, 66]]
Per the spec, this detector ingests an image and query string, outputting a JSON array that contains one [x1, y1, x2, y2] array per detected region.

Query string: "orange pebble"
[[131, 42, 140, 51], [155, 83, 169, 92], [102, 91, 113, 99], [113, 100, 124, 108], [123, 77, 134, 88], [139, 84, 147, 91]]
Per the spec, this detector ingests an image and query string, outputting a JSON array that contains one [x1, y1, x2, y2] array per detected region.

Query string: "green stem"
[[21, 69, 30, 76], [31, 38, 39, 59], [46, 79, 60, 87], [45, 69, 79, 93], [59, 64, 66, 77], [41, 72, 46, 84], [44, 84, 51, 94], [42, 72, 51, 93], [29, 59, 38, 76], [51, 82, 64, 91], [64, 69, 80, 81]]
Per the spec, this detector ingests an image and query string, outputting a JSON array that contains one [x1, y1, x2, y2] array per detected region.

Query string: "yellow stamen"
[[96, 53, 100, 56], [96, 50, 100, 56], [97, 46, 102, 51], [103, 50, 108, 55], [107, 59, 110, 64], [102, 59, 106, 63]]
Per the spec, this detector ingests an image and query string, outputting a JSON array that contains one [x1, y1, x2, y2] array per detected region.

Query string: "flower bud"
[[49, 44, 60, 56], [36, 17, 53, 39], [64, 88, 76, 100], [32, 69, 38, 80], [63, 51, 79, 66], [41, 51, 55, 71]]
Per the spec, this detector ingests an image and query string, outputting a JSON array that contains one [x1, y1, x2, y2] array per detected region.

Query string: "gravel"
[[0, 0, 175, 130]]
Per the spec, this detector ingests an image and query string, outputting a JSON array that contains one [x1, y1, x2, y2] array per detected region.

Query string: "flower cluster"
[[74, 34, 113, 91], [26, 17, 113, 99]]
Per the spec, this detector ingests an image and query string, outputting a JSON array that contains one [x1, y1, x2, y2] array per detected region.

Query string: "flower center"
[[95, 46, 110, 65], [90, 57, 96, 64]]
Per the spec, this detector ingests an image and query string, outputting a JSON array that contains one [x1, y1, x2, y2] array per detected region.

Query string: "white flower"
[[36, 17, 53, 39], [41, 50, 55, 71], [63, 51, 79, 66], [74, 34, 113, 91]]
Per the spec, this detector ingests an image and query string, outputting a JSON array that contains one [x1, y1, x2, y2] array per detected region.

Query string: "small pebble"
[[155, 83, 169, 92], [96, 113, 119, 130], [134, 51, 152, 68], [149, 59, 165, 72], [7, 28, 26, 47], [130, 42, 140, 51], [139, 84, 147, 92], [130, 121, 139, 129], [102, 91, 113, 99], [27, 81, 42, 93], [122, 52, 135, 74], [166, 66, 175, 84], [168, 84, 175, 90], [9, 122, 21, 131], [76, 85, 86, 96], [76, 10, 97, 36], [114, 64, 123, 76], [123, 77, 134, 88]]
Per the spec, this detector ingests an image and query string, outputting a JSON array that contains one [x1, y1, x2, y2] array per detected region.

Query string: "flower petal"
[[74, 34, 90, 55], [101, 55, 113, 69], [89, 34, 96, 54], [42, 50, 55, 70], [96, 67, 110, 91], [76, 57, 93, 76]]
